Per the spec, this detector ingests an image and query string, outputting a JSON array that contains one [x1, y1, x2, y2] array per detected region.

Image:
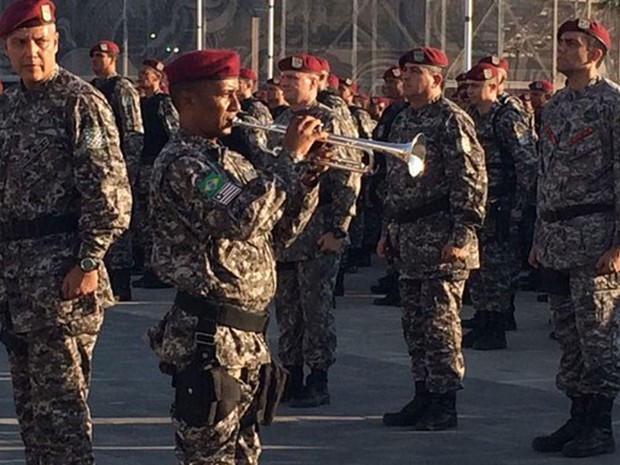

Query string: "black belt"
[[0, 214, 79, 242], [539, 204, 614, 223], [394, 196, 450, 225], [174, 291, 268, 334]]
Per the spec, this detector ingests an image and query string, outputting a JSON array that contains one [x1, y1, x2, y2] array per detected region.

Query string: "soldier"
[[237, 67, 273, 124], [270, 54, 361, 408], [530, 19, 620, 458], [529, 79, 555, 137], [265, 76, 289, 119], [463, 63, 537, 350], [146, 48, 329, 464], [90, 39, 144, 301], [451, 72, 470, 109], [132, 59, 178, 289], [0, 1, 132, 464], [381, 47, 487, 430], [369, 96, 390, 121]]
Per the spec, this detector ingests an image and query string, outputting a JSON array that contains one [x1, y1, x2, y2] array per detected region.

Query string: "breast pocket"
[[564, 129, 608, 178]]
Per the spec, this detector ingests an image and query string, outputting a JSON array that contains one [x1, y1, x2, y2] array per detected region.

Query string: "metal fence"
[[0, 0, 618, 93]]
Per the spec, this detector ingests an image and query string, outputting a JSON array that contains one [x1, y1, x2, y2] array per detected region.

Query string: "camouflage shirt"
[[91, 75, 144, 183], [270, 102, 362, 261], [535, 77, 620, 269], [386, 96, 487, 278], [0, 66, 132, 331], [469, 100, 537, 207], [149, 130, 319, 368], [240, 97, 273, 125], [350, 106, 377, 140], [317, 89, 359, 138]]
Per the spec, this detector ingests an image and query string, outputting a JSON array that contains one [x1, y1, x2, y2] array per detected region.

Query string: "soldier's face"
[[91, 51, 115, 77], [402, 64, 439, 99], [4, 25, 58, 89], [467, 80, 495, 105], [338, 84, 354, 103], [382, 77, 403, 99], [265, 85, 283, 103], [189, 78, 240, 139], [279, 71, 318, 104], [557, 32, 593, 74], [529, 90, 547, 109], [138, 67, 161, 92]]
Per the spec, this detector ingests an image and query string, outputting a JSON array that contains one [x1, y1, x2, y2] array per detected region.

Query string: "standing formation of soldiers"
[[0, 0, 619, 463]]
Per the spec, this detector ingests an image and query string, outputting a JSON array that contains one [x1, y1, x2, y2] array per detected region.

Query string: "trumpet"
[[232, 117, 426, 177]]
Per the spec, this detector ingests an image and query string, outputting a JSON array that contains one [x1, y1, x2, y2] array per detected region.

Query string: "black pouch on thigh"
[[173, 363, 242, 427], [254, 361, 289, 426], [538, 268, 570, 296]]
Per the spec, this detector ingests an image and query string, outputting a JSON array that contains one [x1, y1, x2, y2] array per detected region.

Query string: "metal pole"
[[302, 0, 309, 52], [553, 0, 558, 85], [352, 0, 358, 78], [267, 0, 275, 79], [425, 0, 431, 45], [586, 0, 592, 17], [122, 0, 128, 76], [251, 17, 260, 78], [464, 0, 473, 71], [497, 0, 504, 56], [197, 0, 203, 49], [440, 0, 447, 50], [371, 0, 377, 90], [279, 0, 287, 59]]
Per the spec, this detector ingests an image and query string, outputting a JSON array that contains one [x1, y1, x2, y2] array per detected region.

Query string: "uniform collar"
[[19, 65, 60, 94]]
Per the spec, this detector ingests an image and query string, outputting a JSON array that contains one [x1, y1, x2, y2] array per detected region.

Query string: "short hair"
[[585, 36, 607, 67], [170, 80, 205, 110]]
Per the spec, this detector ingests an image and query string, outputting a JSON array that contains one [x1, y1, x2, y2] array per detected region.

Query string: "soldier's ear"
[[433, 72, 443, 89]]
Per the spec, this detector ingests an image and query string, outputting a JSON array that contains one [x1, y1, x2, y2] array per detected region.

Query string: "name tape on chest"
[[197, 171, 242, 206]]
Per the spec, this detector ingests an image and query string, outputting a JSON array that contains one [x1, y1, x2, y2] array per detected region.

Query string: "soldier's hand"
[[595, 246, 620, 275], [528, 246, 539, 269], [317, 232, 344, 253], [283, 115, 327, 157], [440, 244, 468, 263], [309, 145, 335, 174], [376, 235, 389, 258], [61, 266, 99, 300]]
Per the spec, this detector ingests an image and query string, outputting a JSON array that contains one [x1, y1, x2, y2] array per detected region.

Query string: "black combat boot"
[[562, 395, 615, 458], [382, 381, 430, 427], [110, 268, 132, 302], [461, 311, 481, 330], [373, 284, 401, 307], [415, 391, 457, 431], [281, 365, 304, 403], [370, 273, 396, 294], [462, 311, 489, 348], [289, 370, 330, 408], [532, 396, 588, 452], [473, 312, 507, 350]]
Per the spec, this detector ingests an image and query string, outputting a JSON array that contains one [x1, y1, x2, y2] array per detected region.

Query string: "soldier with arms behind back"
[[0, 1, 132, 463]]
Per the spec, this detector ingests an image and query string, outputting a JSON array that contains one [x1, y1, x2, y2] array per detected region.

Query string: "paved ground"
[[0, 261, 618, 464]]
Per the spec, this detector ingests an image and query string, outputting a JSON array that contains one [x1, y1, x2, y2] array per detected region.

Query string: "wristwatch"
[[330, 228, 348, 240], [78, 257, 100, 273]]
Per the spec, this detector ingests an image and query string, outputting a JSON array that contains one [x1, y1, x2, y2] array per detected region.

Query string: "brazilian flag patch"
[[197, 171, 242, 205]]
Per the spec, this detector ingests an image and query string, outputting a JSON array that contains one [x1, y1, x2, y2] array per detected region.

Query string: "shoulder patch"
[[81, 127, 110, 150], [458, 134, 472, 154], [196, 171, 242, 206]]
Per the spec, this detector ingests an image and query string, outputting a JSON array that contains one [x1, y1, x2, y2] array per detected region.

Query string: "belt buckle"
[[194, 331, 215, 347]]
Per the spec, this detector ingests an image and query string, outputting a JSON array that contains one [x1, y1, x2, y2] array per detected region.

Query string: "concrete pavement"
[[1, 262, 618, 464]]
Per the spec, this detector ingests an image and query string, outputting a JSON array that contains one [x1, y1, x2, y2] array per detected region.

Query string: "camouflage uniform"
[[147, 130, 319, 464], [134, 92, 178, 269], [386, 97, 487, 393], [240, 96, 273, 125], [270, 103, 361, 373], [467, 100, 537, 322], [0, 67, 131, 465], [535, 77, 620, 400], [91, 75, 144, 272]]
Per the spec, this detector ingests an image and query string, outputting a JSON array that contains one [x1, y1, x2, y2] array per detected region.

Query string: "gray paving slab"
[[0, 261, 619, 464]]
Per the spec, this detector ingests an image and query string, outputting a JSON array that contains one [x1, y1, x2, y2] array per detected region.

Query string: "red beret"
[[478, 55, 509, 72], [558, 18, 611, 52], [371, 96, 391, 106], [166, 49, 240, 86], [399, 47, 449, 69], [142, 59, 165, 73], [327, 73, 339, 89], [466, 63, 498, 81], [0, 0, 55, 37], [317, 57, 331, 73], [266, 77, 281, 86], [90, 40, 120, 57], [383, 66, 402, 80], [340, 77, 358, 93], [278, 54, 323, 74], [529, 80, 554, 93], [239, 68, 257, 80]]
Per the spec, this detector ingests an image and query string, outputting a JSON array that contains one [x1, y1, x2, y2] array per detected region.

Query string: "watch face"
[[80, 258, 98, 272]]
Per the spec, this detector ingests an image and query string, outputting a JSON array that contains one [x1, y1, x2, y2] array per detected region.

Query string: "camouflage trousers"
[[400, 274, 468, 393], [468, 237, 516, 313], [104, 230, 133, 270], [3, 323, 101, 465], [550, 266, 620, 399], [274, 253, 339, 370], [173, 365, 262, 465], [132, 165, 154, 267]]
